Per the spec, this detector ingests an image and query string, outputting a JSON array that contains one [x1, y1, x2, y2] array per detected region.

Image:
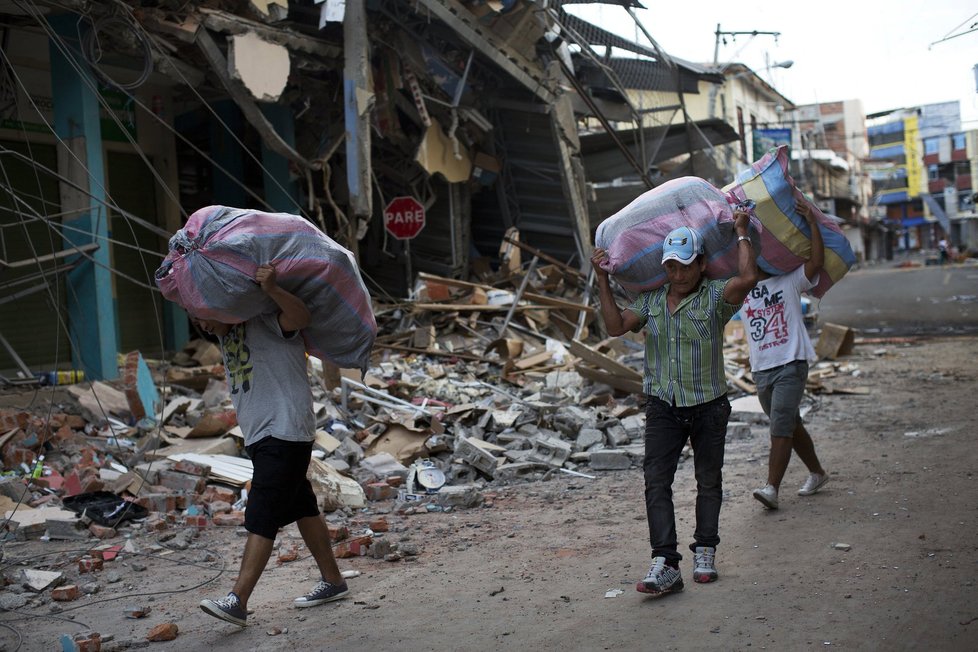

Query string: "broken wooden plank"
[[502, 236, 586, 280], [416, 272, 594, 315], [568, 339, 642, 380], [411, 302, 573, 313], [574, 365, 643, 395], [372, 343, 483, 362], [511, 350, 554, 370]]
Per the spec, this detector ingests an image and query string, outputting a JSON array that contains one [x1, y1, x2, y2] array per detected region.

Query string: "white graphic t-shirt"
[[740, 265, 818, 372]]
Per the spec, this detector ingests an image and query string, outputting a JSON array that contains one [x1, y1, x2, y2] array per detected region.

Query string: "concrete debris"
[[21, 569, 64, 592], [0, 260, 864, 603]]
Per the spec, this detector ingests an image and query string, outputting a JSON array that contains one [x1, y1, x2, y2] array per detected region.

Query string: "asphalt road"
[[815, 259, 978, 337]]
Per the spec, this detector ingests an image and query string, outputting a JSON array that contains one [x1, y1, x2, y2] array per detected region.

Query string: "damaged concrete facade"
[[0, 0, 728, 378]]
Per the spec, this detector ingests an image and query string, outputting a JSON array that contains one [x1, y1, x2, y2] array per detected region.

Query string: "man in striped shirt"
[[591, 208, 757, 597]]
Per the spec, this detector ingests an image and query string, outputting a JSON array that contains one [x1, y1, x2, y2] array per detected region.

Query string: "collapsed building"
[[0, 0, 735, 380]]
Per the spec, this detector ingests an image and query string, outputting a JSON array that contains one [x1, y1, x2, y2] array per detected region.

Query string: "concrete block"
[[589, 449, 632, 471], [454, 436, 499, 476], [575, 428, 604, 451], [494, 462, 545, 482], [606, 424, 630, 446], [526, 435, 571, 467], [46, 518, 89, 541], [620, 414, 645, 439], [435, 484, 483, 509]]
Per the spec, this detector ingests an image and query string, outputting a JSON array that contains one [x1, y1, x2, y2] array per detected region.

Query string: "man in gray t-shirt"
[[196, 264, 350, 627]]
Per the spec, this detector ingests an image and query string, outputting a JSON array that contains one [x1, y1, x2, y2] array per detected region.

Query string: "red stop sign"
[[383, 196, 426, 240]]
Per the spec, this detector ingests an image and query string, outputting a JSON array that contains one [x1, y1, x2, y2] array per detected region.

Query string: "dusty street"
[[2, 336, 977, 651]]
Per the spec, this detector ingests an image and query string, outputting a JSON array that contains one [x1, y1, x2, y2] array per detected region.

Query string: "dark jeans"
[[643, 395, 731, 564]]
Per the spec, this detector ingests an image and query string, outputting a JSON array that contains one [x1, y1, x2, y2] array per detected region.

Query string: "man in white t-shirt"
[[741, 202, 829, 510]]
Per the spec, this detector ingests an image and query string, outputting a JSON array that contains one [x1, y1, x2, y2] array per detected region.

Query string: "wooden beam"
[[502, 236, 586, 280], [575, 365, 643, 395], [568, 339, 642, 381], [372, 342, 483, 362], [416, 272, 594, 314]]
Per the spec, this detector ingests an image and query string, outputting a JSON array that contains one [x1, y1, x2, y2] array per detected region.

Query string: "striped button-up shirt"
[[628, 278, 741, 406]]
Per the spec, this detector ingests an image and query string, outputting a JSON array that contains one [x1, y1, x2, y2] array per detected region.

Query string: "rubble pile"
[[0, 254, 870, 617]]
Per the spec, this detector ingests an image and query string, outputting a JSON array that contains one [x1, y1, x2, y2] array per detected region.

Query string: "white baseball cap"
[[661, 226, 704, 265]]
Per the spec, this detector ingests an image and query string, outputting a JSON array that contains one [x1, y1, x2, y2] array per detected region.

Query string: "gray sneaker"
[[200, 592, 246, 626], [692, 546, 718, 583], [636, 556, 684, 596], [752, 484, 779, 509], [798, 472, 829, 496], [294, 579, 349, 608]]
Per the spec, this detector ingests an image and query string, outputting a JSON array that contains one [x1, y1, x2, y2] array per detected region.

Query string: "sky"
[[566, 1, 978, 129]]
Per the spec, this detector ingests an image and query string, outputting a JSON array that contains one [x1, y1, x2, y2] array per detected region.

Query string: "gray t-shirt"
[[220, 313, 314, 446]]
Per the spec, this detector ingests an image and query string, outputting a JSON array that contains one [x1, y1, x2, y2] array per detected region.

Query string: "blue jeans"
[[643, 395, 731, 564]]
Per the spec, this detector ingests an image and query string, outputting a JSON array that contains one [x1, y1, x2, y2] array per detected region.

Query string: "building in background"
[[792, 100, 874, 262], [865, 102, 972, 254]]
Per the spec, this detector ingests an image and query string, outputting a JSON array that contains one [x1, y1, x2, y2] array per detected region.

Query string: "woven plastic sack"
[[723, 145, 855, 298], [155, 206, 376, 372], [594, 176, 762, 294]]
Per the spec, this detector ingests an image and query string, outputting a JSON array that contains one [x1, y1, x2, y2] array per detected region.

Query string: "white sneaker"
[[692, 546, 718, 583], [752, 484, 779, 509], [636, 556, 684, 595], [798, 472, 829, 496]]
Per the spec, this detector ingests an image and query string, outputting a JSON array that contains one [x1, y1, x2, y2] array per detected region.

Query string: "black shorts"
[[244, 437, 320, 540]]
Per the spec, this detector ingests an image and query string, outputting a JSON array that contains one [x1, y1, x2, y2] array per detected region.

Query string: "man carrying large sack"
[[591, 208, 758, 597]]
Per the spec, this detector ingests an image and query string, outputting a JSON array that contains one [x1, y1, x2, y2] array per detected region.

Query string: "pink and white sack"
[[155, 206, 377, 372], [594, 176, 762, 295]]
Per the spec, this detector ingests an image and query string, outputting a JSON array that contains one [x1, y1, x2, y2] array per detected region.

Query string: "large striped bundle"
[[723, 146, 855, 297], [594, 176, 762, 294], [155, 206, 377, 372]]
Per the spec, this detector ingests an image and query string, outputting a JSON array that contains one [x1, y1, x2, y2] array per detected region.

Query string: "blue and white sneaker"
[[294, 579, 349, 608]]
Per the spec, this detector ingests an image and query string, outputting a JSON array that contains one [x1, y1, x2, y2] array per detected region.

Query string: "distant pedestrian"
[[744, 202, 830, 511], [938, 238, 949, 265], [591, 209, 758, 597], [195, 264, 349, 627]]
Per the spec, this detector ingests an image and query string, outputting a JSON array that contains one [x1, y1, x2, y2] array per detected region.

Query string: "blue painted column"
[[259, 103, 298, 213], [209, 100, 246, 207], [49, 15, 119, 380]]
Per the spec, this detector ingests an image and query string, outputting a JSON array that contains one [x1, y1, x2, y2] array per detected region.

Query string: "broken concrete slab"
[[21, 569, 64, 592]]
